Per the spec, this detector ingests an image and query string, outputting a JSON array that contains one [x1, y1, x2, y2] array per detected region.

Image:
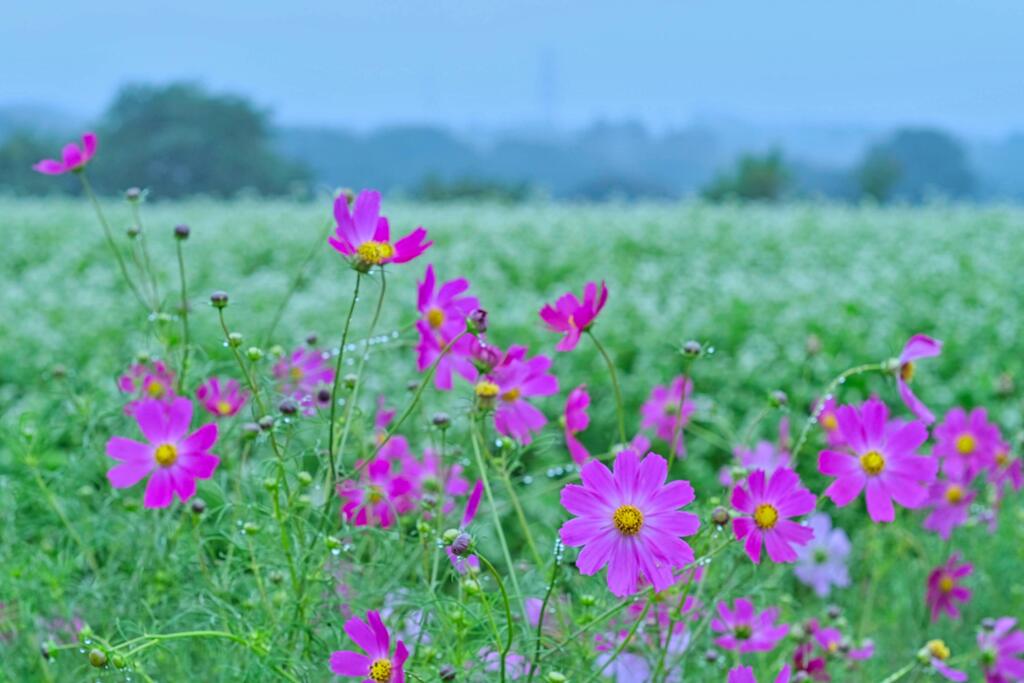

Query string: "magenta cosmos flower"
[[922, 640, 968, 682], [106, 397, 219, 508], [926, 554, 973, 622], [712, 597, 789, 653], [731, 468, 816, 564], [793, 513, 851, 597], [415, 265, 477, 390], [195, 377, 248, 418], [818, 397, 937, 522], [934, 407, 1001, 481], [990, 439, 1023, 501], [329, 610, 408, 682], [32, 132, 97, 175], [728, 665, 792, 683], [559, 449, 699, 596], [816, 396, 846, 447], [274, 347, 334, 412], [118, 360, 177, 415], [563, 384, 591, 465], [923, 473, 977, 540], [640, 376, 695, 457], [895, 334, 942, 423], [978, 617, 1024, 682], [337, 459, 414, 528], [539, 281, 608, 351], [328, 190, 431, 269], [475, 345, 558, 444]]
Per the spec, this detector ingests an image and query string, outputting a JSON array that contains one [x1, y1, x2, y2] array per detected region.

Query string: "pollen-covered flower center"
[[944, 484, 965, 504], [753, 503, 779, 530], [501, 387, 521, 403], [356, 240, 395, 265], [813, 548, 829, 564], [734, 624, 753, 640], [900, 361, 916, 382], [366, 485, 385, 504], [663, 402, 680, 417], [927, 639, 951, 661], [289, 366, 304, 381], [860, 450, 885, 475], [821, 412, 838, 431], [146, 381, 166, 398], [475, 381, 500, 399], [955, 433, 976, 455], [368, 657, 393, 682], [426, 307, 445, 328], [612, 504, 644, 535], [938, 575, 955, 593], [217, 400, 233, 415], [154, 443, 178, 467]]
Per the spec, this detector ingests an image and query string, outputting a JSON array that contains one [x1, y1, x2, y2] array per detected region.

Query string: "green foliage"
[[859, 128, 975, 202], [702, 150, 790, 202], [0, 130, 79, 196]]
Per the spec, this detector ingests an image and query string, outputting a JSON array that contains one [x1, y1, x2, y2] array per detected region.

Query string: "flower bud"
[[124, 187, 143, 201], [704, 649, 719, 664], [269, 570, 284, 584], [210, 291, 229, 308], [339, 188, 356, 205], [451, 533, 472, 557], [769, 390, 788, 407], [711, 506, 730, 526], [111, 654, 126, 669], [243, 522, 261, 535], [467, 308, 488, 334], [317, 387, 332, 405], [246, 347, 264, 362], [462, 578, 481, 595], [242, 422, 261, 438], [258, 416, 275, 431], [546, 673, 567, 683], [580, 594, 596, 607], [826, 604, 842, 620], [279, 398, 298, 415], [263, 477, 278, 491], [343, 373, 358, 389], [305, 332, 318, 346], [326, 536, 343, 550], [190, 497, 206, 515], [228, 332, 244, 348], [51, 364, 67, 380], [297, 471, 313, 486], [126, 224, 140, 239], [174, 224, 190, 240], [682, 340, 702, 357], [88, 649, 107, 668], [432, 412, 451, 429], [442, 528, 461, 545], [406, 380, 420, 392], [439, 664, 457, 681]]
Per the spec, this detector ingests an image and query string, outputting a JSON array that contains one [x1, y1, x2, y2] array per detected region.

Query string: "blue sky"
[[4, 1, 1023, 135]]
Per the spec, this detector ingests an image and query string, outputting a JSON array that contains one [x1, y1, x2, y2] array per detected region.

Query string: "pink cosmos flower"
[[563, 385, 591, 465], [810, 621, 874, 660], [337, 459, 414, 529], [32, 132, 97, 174], [106, 397, 219, 508], [329, 610, 408, 682], [711, 597, 790, 653], [728, 665, 792, 683], [793, 513, 851, 597], [640, 376, 695, 457], [118, 360, 177, 415], [195, 377, 248, 418], [978, 617, 1024, 682], [558, 449, 700, 597], [328, 190, 431, 268], [274, 347, 334, 413], [926, 554, 973, 622], [895, 334, 942, 424], [921, 640, 968, 682], [791, 642, 828, 682], [990, 439, 1023, 501], [539, 281, 608, 351], [923, 473, 977, 540], [934, 407, 1001, 481], [816, 397, 846, 447], [731, 468, 816, 564], [401, 448, 470, 514], [446, 480, 484, 575], [818, 397, 937, 523], [475, 346, 559, 444], [415, 265, 478, 390]]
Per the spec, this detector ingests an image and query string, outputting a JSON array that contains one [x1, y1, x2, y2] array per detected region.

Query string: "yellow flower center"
[[753, 503, 779, 530], [426, 307, 445, 329], [926, 639, 951, 661], [860, 450, 885, 475], [955, 433, 976, 455], [154, 443, 178, 467], [290, 366, 304, 381], [821, 412, 838, 431], [217, 401, 233, 415], [612, 504, 644, 535], [366, 486, 385, 504], [368, 657, 393, 682], [663, 402, 680, 417], [356, 241, 395, 265], [996, 450, 1009, 467], [827, 640, 839, 653], [146, 381, 166, 398], [938, 575, 955, 593], [501, 388, 521, 403], [475, 381, 500, 399], [944, 484, 964, 504], [901, 361, 916, 382], [734, 624, 752, 640]]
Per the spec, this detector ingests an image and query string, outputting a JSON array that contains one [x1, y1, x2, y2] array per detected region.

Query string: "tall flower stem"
[[478, 554, 515, 683], [128, 198, 161, 309], [79, 172, 149, 311], [526, 552, 560, 682], [325, 273, 363, 511], [586, 330, 626, 444], [174, 239, 190, 392], [791, 362, 885, 460], [585, 598, 651, 683], [495, 444, 544, 568]]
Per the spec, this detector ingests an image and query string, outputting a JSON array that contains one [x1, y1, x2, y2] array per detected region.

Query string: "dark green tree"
[[858, 128, 974, 202], [0, 131, 78, 195], [702, 150, 789, 201]]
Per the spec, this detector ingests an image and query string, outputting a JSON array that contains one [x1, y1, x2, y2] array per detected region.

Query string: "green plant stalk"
[[325, 272, 362, 512], [129, 198, 161, 308], [586, 598, 650, 683], [494, 444, 544, 568], [587, 329, 627, 444], [31, 468, 99, 572], [174, 238, 190, 392], [526, 557, 559, 682], [666, 358, 695, 470], [479, 554, 515, 683]]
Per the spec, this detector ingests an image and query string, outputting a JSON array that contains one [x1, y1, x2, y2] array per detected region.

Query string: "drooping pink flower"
[[274, 347, 334, 413], [558, 449, 700, 597], [106, 397, 219, 508], [337, 459, 414, 528], [895, 334, 942, 424], [32, 132, 97, 175], [727, 665, 792, 683], [539, 281, 608, 352], [401, 447, 470, 514], [640, 376, 695, 457], [926, 554, 973, 622], [118, 360, 177, 415], [563, 385, 591, 465], [818, 397, 937, 523], [731, 468, 816, 564], [447, 481, 484, 574], [793, 513, 851, 597], [978, 617, 1024, 682], [195, 377, 248, 418], [475, 346, 559, 444], [329, 610, 408, 682], [328, 190, 431, 269], [933, 407, 1001, 481], [712, 597, 789, 653], [815, 396, 846, 447], [922, 474, 977, 540]]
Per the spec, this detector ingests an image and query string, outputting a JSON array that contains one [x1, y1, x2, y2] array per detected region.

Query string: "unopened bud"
[[769, 390, 788, 407], [432, 412, 451, 429], [682, 340, 702, 357], [326, 536, 343, 550], [467, 308, 488, 334], [827, 604, 842, 620], [439, 664, 457, 681], [174, 223, 190, 240], [228, 332, 244, 348], [305, 332, 318, 346], [88, 649, 107, 668], [546, 673, 567, 683], [704, 649, 719, 664], [806, 334, 822, 356], [124, 187, 142, 201], [126, 225, 140, 238], [258, 416, 275, 431], [343, 373, 358, 389], [462, 578, 481, 595], [263, 477, 278, 491], [580, 594, 596, 607], [317, 387, 332, 404], [297, 471, 313, 486], [210, 291, 229, 308], [279, 398, 298, 415], [711, 506, 730, 526], [451, 533, 472, 556], [442, 528, 461, 545], [190, 497, 206, 515], [242, 422, 261, 438], [406, 380, 419, 392], [246, 347, 263, 361], [243, 522, 261, 535]]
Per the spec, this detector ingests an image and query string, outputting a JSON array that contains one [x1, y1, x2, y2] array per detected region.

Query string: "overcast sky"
[[3, 1, 1023, 135]]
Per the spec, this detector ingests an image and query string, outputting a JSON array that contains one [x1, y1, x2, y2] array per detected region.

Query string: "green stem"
[[791, 362, 885, 460], [879, 661, 918, 683], [666, 360, 695, 470], [496, 449, 544, 568], [175, 239, 190, 392], [31, 468, 99, 572], [526, 555, 559, 682], [479, 554, 515, 683], [587, 330, 626, 444], [325, 272, 362, 511], [586, 598, 650, 683], [129, 199, 161, 309]]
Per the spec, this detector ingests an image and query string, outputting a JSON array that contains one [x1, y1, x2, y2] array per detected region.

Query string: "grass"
[[0, 195, 1022, 681]]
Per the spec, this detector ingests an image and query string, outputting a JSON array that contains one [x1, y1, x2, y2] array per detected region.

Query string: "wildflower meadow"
[[1, 133, 1024, 682]]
